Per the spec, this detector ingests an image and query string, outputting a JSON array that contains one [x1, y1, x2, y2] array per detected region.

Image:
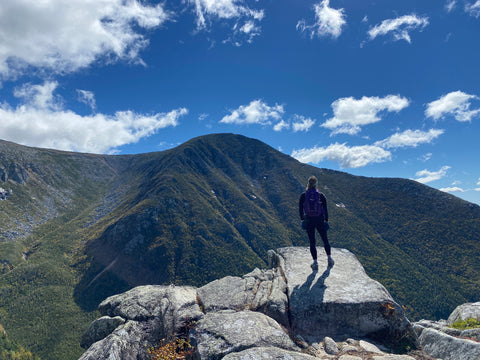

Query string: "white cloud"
[[292, 115, 315, 132], [220, 99, 284, 125], [322, 95, 409, 135], [425, 91, 480, 122], [375, 129, 444, 149], [445, 0, 457, 12], [187, 0, 264, 43], [368, 14, 429, 43], [477, 178, 480, 186], [296, 0, 347, 39], [292, 143, 391, 168], [0, 0, 170, 79], [77, 90, 96, 111], [466, 1, 480, 17], [413, 166, 450, 184], [273, 120, 290, 132], [440, 187, 464, 193], [0, 82, 187, 154], [420, 153, 433, 162]]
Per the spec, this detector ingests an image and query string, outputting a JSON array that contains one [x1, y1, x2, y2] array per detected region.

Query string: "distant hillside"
[[0, 134, 479, 359]]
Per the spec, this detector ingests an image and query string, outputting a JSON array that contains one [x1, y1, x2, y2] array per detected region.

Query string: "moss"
[[450, 318, 480, 330]]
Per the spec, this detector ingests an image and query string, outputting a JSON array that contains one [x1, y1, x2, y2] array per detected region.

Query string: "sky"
[[0, 0, 479, 205]]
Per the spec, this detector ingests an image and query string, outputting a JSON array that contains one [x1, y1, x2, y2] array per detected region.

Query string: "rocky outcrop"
[[447, 301, 480, 324], [271, 247, 416, 348], [79, 247, 420, 360], [414, 304, 480, 360], [415, 326, 480, 360]]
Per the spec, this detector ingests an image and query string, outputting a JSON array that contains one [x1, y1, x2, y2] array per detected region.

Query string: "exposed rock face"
[[79, 285, 203, 359], [272, 247, 416, 347], [79, 247, 419, 360], [447, 301, 480, 324], [417, 327, 480, 360], [190, 310, 297, 359], [414, 318, 480, 360]]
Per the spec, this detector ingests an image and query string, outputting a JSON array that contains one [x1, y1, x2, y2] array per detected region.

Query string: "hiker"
[[299, 176, 334, 270]]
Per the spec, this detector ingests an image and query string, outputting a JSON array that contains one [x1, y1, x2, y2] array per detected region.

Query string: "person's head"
[[306, 176, 317, 190]]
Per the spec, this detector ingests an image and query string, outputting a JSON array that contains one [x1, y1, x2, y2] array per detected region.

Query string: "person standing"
[[299, 176, 334, 270]]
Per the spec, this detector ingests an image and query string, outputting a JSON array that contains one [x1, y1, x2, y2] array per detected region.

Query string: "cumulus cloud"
[[368, 14, 429, 43], [220, 99, 284, 126], [426, 91, 480, 122], [292, 115, 316, 132], [291, 143, 391, 168], [186, 0, 264, 44], [375, 129, 444, 149], [296, 0, 347, 39], [273, 120, 290, 132], [322, 95, 409, 135], [413, 166, 451, 184], [0, 82, 187, 154], [0, 0, 170, 79], [466, 1, 480, 17]]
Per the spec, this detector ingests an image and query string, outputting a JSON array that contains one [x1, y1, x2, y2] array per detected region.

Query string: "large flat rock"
[[273, 247, 415, 346]]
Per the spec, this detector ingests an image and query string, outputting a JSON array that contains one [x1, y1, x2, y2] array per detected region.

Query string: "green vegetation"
[[1, 134, 480, 359], [450, 318, 480, 330], [0, 323, 40, 360]]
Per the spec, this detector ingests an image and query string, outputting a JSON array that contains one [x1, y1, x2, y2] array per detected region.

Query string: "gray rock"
[[98, 284, 202, 335], [80, 285, 202, 359], [418, 327, 480, 360], [359, 339, 383, 354], [189, 310, 298, 359], [78, 319, 160, 360], [80, 316, 125, 349], [447, 301, 480, 325], [461, 328, 480, 341], [272, 247, 416, 348], [372, 355, 416, 360], [324, 336, 339, 354], [222, 346, 318, 359], [197, 267, 289, 326], [197, 276, 247, 312], [339, 356, 363, 360]]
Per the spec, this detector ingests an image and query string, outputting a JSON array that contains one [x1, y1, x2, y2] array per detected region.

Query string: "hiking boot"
[[311, 260, 318, 270], [327, 256, 335, 267]]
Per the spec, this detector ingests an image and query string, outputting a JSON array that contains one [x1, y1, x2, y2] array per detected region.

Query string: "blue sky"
[[0, 0, 479, 205]]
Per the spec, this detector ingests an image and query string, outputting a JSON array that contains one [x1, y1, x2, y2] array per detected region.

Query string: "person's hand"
[[324, 221, 330, 231], [301, 220, 306, 230]]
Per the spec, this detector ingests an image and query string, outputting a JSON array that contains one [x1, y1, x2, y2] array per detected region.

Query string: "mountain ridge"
[[0, 133, 479, 359]]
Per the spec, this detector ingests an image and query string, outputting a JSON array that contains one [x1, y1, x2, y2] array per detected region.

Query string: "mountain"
[[0, 133, 479, 359]]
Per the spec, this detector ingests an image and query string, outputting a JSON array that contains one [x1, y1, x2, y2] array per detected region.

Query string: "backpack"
[[303, 189, 324, 217]]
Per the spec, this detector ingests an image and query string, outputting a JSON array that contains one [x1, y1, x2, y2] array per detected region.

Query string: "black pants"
[[305, 216, 331, 260]]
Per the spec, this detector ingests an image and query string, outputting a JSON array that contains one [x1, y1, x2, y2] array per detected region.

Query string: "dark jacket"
[[299, 190, 328, 222]]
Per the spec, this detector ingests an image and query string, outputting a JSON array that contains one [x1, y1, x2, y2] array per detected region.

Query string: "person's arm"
[[320, 193, 328, 222], [299, 193, 305, 220]]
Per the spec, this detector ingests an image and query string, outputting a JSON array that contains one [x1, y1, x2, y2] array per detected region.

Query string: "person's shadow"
[[289, 266, 331, 332]]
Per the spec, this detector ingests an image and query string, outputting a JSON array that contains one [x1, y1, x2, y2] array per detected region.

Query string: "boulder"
[[418, 327, 480, 360], [447, 302, 480, 324], [271, 247, 416, 348], [79, 319, 160, 360], [189, 310, 298, 359], [98, 284, 203, 336], [80, 316, 125, 349], [197, 267, 289, 326], [222, 346, 317, 359], [80, 285, 202, 360]]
